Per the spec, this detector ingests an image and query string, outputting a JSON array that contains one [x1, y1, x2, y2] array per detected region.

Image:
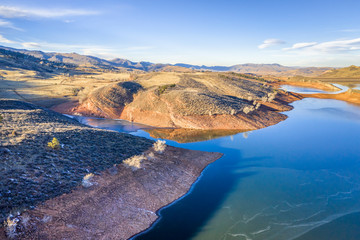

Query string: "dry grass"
[[136, 72, 181, 88], [0, 69, 131, 107]]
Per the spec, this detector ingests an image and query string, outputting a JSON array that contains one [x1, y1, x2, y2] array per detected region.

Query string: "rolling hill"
[[0, 45, 333, 76]]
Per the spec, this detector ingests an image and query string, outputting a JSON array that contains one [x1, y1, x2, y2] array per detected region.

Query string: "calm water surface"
[[77, 94, 360, 240]]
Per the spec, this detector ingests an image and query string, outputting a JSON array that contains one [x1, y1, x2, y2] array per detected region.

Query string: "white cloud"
[[64, 19, 75, 23], [312, 38, 360, 52], [0, 34, 15, 44], [285, 38, 360, 53], [339, 29, 360, 33], [0, 5, 99, 18], [82, 48, 119, 59], [121, 46, 154, 51], [283, 42, 317, 51], [0, 19, 22, 30], [258, 39, 286, 49], [9, 40, 118, 59], [21, 42, 41, 49]]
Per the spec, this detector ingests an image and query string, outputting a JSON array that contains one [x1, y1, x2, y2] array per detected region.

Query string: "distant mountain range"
[[0, 45, 334, 76]]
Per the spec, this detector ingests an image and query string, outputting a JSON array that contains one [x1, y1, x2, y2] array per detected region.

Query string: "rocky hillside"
[[0, 48, 75, 73], [70, 72, 302, 130], [0, 46, 189, 72]]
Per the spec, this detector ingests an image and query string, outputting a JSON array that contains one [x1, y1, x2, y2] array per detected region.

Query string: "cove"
[[75, 96, 360, 240]]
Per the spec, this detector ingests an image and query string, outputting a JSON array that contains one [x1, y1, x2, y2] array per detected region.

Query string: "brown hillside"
[[71, 72, 302, 130]]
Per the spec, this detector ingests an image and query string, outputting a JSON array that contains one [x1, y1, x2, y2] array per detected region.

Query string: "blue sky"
[[0, 0, 360, 67]]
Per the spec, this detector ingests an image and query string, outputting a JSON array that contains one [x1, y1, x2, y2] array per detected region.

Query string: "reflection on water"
[[145, 128, 246, 143], [69, 116, 152, 133], [280, 85, 326, 94], [76, 97, 360, 240]]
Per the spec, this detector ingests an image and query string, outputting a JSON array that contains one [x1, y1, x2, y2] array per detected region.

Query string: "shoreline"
[[300, 89, 360, 106], [16, 147, 222, 240], [0, 99, 222, 239], [277, 80, 341, 92]]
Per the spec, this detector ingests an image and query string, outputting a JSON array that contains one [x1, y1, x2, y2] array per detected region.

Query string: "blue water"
[[79, 95, 360, 240]]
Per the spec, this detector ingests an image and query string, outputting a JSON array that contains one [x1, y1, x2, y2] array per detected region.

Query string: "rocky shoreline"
[[0, 99, 222, 239]]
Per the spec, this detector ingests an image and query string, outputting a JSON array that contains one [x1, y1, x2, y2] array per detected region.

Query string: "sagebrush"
[[123, 155, 146, 170], [153, 140, 166, 153], [82, 173, 95, 188]]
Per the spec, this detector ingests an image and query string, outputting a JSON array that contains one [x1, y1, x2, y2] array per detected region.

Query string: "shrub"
[[123, 155, 146, 170], [147, 152, 155, 160], [71, 87, 85, 96], [4, 216, 18, 239], [243, 106, 254, 114], [82, 173, 94, 188], [158, 84, 176, 94], [0, 114, 3, 123], [41, 215, 52, 223], [47, 137, 60, 150], [153, 140, 166, 153], [20, 214, 30, 229]]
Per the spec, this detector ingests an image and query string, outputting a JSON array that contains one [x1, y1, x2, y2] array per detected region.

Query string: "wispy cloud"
[[284, 38, 360, 53], [339, 29, 360, 33], [0, 5, 99, 18], [82, 48, 120, 59], [0, 33, 153, 60], [258, 39, 286, 49], [121, 46, 154, 51], [0, 19, 22, 30], [283, 42, 317, 51], [0, 34, 16, 44], [21, 42, 41, 49]]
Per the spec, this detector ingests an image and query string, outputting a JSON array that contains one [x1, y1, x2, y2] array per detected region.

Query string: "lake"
[[74, 92, 360, 240]]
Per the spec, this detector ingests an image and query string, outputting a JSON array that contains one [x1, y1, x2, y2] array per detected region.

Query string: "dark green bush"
[[158, 84, 176, 94]]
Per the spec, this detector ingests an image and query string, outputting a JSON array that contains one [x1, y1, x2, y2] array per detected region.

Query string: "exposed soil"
[[274, 80, 341, 91], [300, 89, 360, 105], [0, 99, 222, 239]]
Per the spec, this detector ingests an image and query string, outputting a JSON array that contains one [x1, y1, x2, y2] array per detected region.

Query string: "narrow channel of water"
[[75, 88, 360, 240]]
